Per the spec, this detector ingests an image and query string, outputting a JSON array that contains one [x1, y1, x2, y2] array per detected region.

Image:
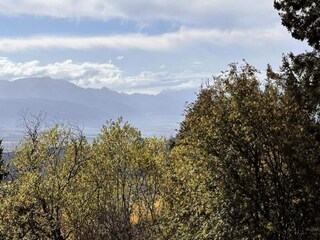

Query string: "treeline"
[[0, 118, 169, 239], [0, 1, 320, 239], [0, 61, 319, 239]]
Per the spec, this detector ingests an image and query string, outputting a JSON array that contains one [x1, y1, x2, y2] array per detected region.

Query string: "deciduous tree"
[[0, 123, 91, 240], [81, 119, 167, 240], [166, 63, 320, 239]]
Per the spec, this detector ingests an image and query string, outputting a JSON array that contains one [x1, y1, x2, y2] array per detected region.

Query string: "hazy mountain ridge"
[[0, 77, 197, 139]]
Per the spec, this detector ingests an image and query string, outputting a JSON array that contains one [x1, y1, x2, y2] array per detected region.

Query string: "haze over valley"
[[0, 77, 197, 149]]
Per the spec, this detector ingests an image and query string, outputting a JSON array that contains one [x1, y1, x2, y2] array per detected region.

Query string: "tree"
[[81, 119, 168, 240], [274, 0, 320, 50], [162, 144, 216, 239], [273, 0, 320, 146], [273, 0, 320, 107], [166, 63, 320, 239], [0, 116, 169, 239], [0, 122, 91, 239], [0, 140, 8, 181]]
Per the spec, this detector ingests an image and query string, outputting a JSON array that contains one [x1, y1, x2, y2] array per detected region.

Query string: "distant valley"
[[0, 77, 197, 150]]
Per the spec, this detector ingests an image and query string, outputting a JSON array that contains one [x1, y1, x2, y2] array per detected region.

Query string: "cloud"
[[0, 57, 123, 87], [0, 57, 210, 94], [0, 34, 171, 52], [0, 26, 290, 52], [0, 1, 277, 28], [0, 0, 122, 20], [116, 56, 124, 60], [123, 70, 211, 94]]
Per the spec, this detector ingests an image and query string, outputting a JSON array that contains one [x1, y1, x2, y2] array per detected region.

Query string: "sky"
[[0, 0, 310, 94]]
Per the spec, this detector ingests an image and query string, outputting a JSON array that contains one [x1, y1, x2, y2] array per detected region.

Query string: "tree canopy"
[[273, 0, 320, 146], [164, 63, 320, 239], [0, 119, 168, 239], [274, 0, 320, 50]]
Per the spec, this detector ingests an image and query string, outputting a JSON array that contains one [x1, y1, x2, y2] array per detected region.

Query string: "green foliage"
[[276, 52, 320, 110], [81, 119, 167, 239], [166, 63, 320, 239], [271, 52, 320, 135], [274, 0, 320, 49], [0, 124, 91, 239], [0, 119, 168, 240], [274, 0, 320, 148], [273, 0, 320, 111], [163, 145, 216, 239]]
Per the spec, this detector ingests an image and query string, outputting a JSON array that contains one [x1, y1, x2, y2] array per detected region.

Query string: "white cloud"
[[0, 0, 122, 20], [116, 56, 124, 60], [0, 34, 171, 52], [0, 0, 276, 28], [124, 70, 211, 94], [0, 57, 210, 94], [0, 57, 123, 88], [0, 26, 290, 52]]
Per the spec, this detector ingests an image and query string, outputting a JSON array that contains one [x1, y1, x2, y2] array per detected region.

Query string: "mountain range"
[[0, 77, 198, 146]]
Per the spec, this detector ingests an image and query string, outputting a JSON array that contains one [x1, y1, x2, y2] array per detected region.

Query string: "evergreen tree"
[[273, 0, 320, 108], [274, 0, 320, 50], [273, 0, 320, 149]]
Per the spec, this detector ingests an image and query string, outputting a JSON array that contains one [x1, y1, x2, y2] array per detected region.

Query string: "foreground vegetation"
[[0, 60, 319, 239], [0, 1, 319, 239]]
